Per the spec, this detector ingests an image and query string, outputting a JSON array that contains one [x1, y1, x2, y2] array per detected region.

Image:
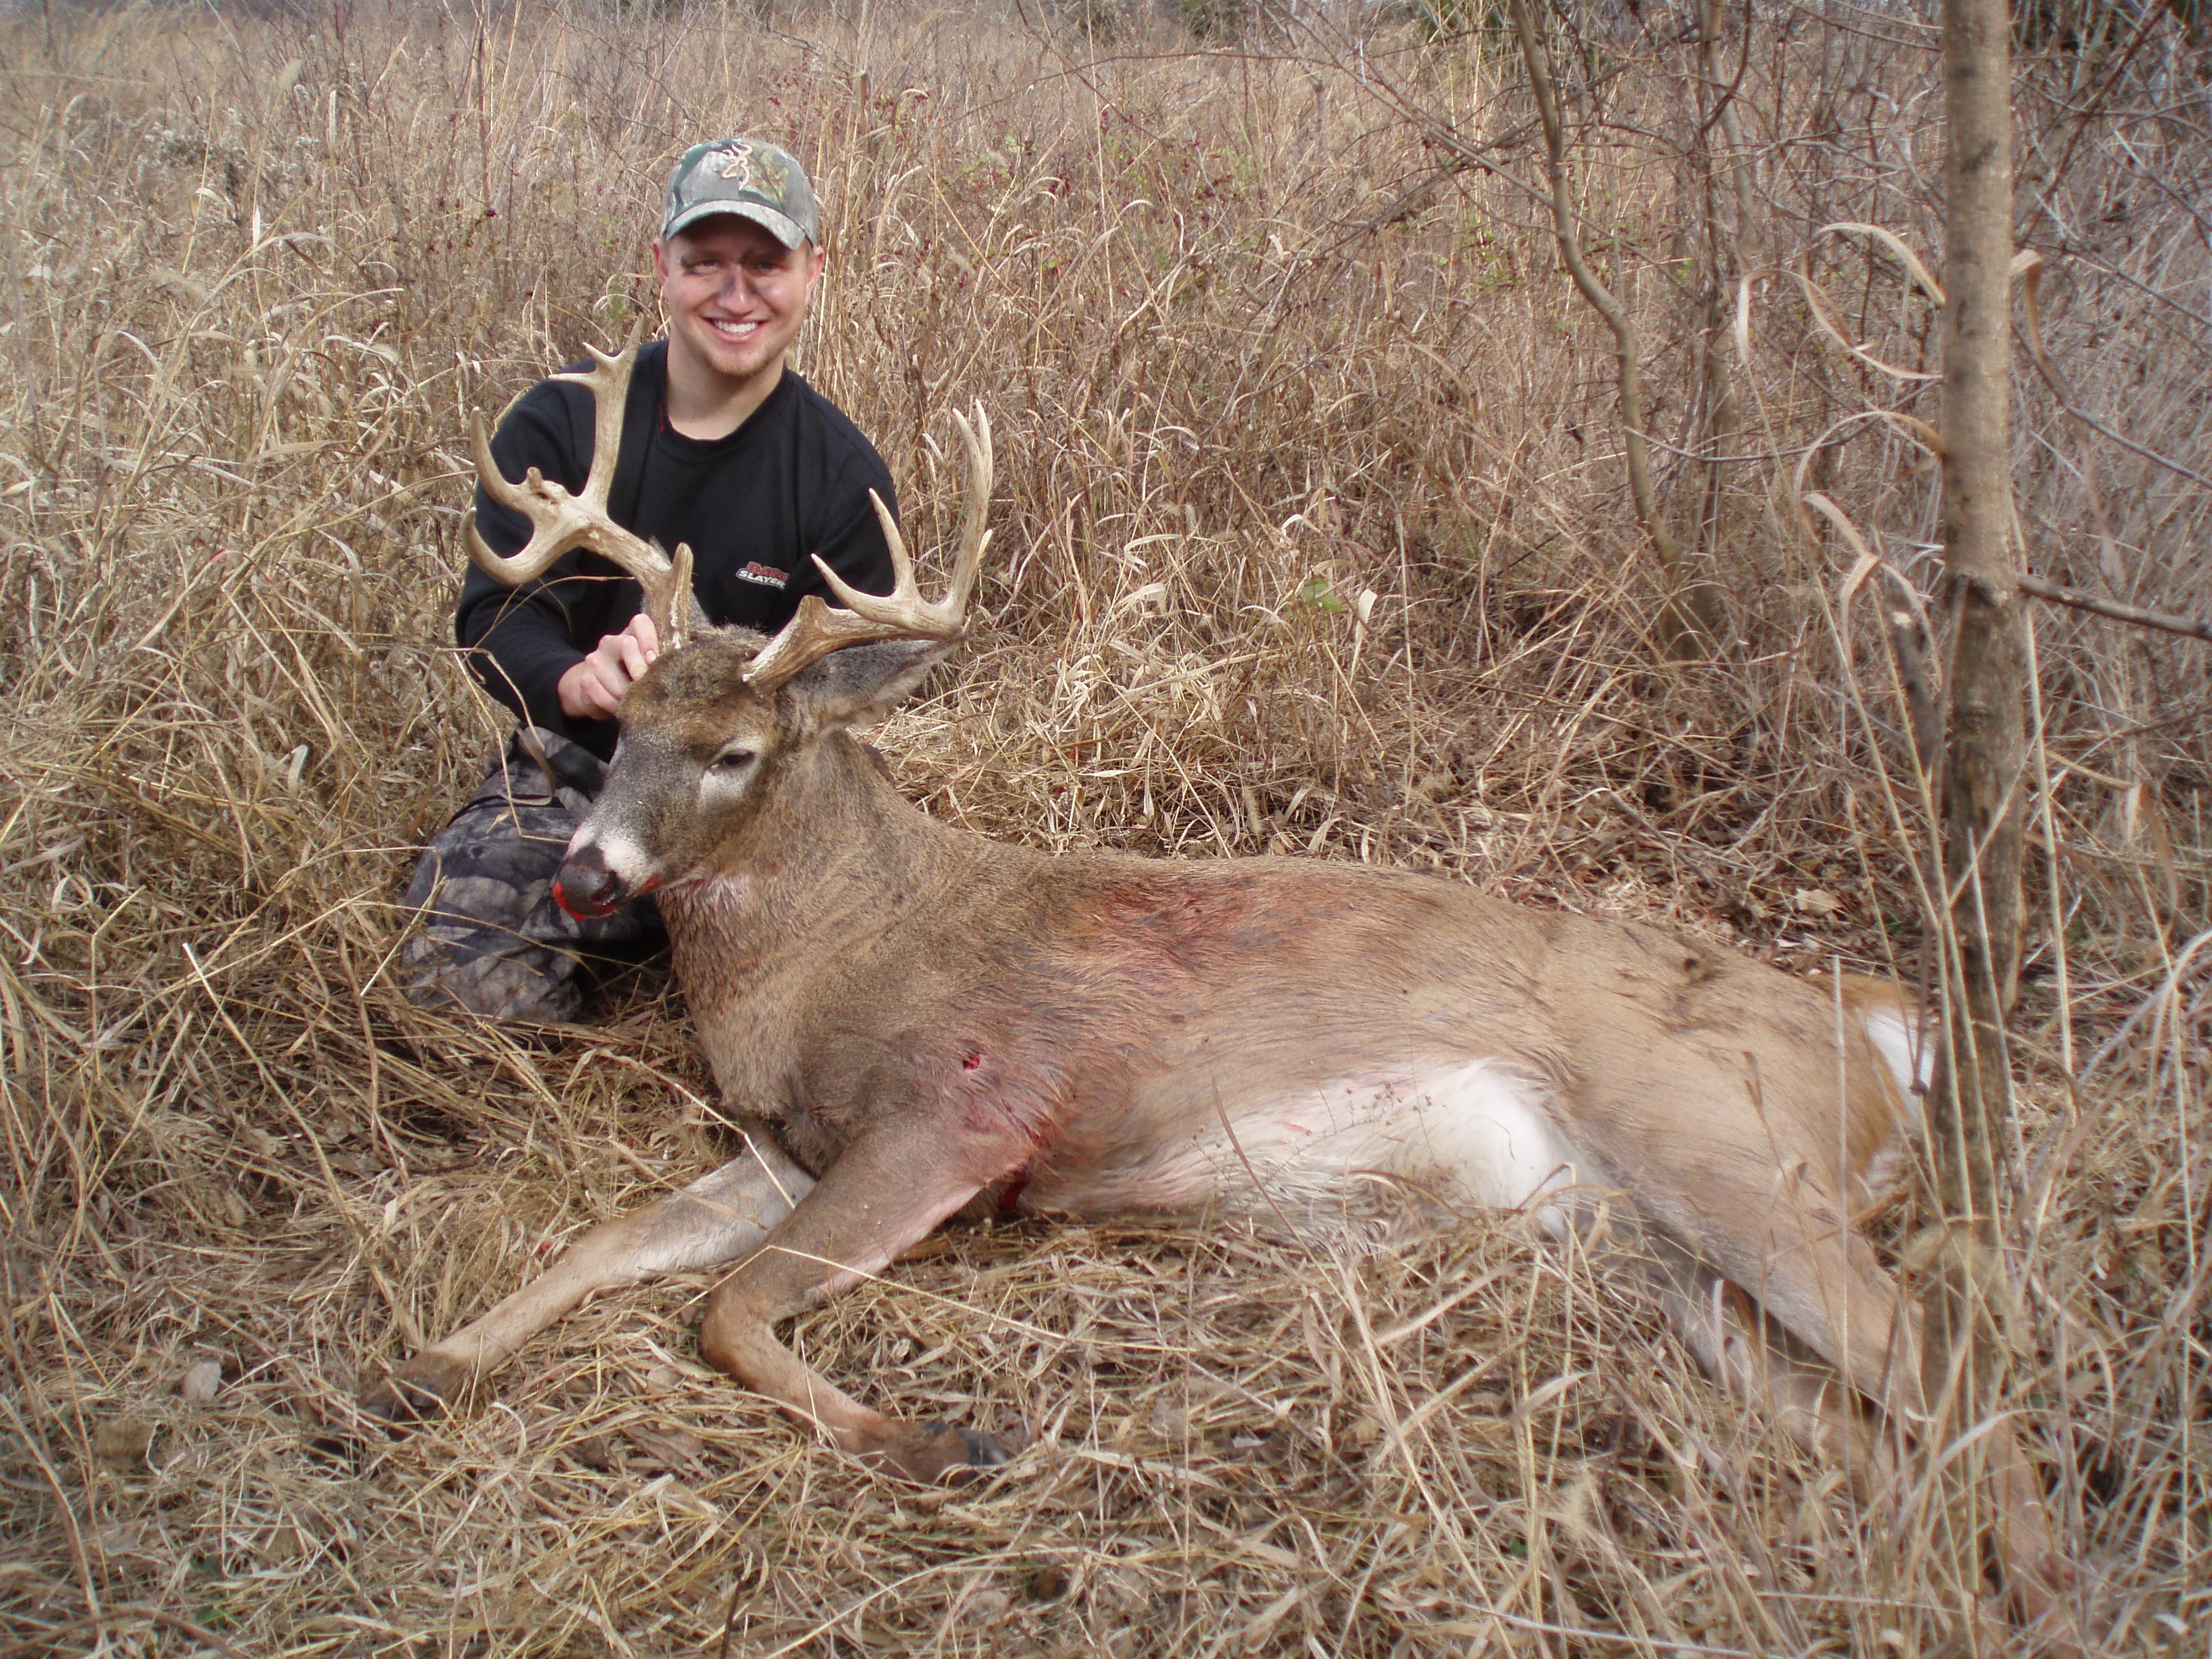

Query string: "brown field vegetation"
[[0, 1, 2205, 1653]]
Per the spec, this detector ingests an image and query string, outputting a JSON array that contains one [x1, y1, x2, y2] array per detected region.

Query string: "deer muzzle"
[[552, 842, 632, 920]]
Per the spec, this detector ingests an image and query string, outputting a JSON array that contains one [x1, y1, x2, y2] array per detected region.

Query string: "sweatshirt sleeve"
[[453, 378, 615, 736]]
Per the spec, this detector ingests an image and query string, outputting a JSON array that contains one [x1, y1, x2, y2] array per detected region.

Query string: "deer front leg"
[[697, 1123, 1019, 1483], [363, 1134, 811, 1421]]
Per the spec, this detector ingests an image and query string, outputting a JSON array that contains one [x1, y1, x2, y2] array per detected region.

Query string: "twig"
[[0, 1393, 99, 1624], [1467, 1606, 1756, 1656], [2018, 572, 2212, 644], [35, 1607, 258, 1659]]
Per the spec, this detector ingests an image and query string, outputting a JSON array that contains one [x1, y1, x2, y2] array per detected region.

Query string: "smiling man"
[[402, 138, 898, 1022]]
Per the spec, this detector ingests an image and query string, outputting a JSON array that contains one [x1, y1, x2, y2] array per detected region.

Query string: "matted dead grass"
[[0, 2, 2205, 1655]]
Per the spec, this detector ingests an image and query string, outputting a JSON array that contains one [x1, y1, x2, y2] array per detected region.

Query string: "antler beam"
[[464, 319, 696, 652], [742, 408, 993, 696]]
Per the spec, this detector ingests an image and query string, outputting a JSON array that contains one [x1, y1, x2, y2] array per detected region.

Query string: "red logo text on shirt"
[[736, 561, 789, 589]]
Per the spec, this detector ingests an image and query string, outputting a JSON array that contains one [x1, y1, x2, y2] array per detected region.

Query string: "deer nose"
[[552, 844, 626, 920]]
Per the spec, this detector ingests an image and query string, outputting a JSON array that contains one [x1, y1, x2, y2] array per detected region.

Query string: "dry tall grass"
[[1, 2, 2204, 1655]]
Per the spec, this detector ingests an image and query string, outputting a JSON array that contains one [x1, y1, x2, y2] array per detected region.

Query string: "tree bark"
[[1923, 0, 2031, 1619]]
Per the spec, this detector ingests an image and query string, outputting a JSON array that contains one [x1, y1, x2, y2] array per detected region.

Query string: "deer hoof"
[[879, 1420, 1014, 1483], [358, 1354, 469, 1427], [927, 1421, 1012, 1469]]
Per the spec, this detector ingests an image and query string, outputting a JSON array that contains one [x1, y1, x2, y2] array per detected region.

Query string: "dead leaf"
[[181, 1360, 223, 1403], [1791, 888, 1843, 917], [656, 1480, 721, 1522], [93, 1418, 155, 1471], [626, 1424, 706, 1471], [567, 1434, 617, 1471]]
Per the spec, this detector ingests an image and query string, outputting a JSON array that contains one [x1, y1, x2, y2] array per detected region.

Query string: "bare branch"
[[2018, 572, 2212, 643]]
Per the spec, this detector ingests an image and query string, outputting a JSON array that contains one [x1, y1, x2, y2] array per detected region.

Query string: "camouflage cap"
[[660, 138, 820, 248]]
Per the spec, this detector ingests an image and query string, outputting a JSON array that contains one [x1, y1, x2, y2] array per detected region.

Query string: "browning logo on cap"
[[711, 140, 789, 198]]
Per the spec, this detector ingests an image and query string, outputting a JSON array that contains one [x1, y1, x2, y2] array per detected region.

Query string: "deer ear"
[[781, 639, 953, 733]]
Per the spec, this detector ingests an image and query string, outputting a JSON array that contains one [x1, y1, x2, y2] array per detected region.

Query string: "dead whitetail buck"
[[373, 339, 2069, 1621]]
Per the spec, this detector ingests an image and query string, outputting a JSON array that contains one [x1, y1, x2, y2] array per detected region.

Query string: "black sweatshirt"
[[456, 342, 898, 760]]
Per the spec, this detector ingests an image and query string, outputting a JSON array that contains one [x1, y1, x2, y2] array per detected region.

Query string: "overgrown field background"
[[1, 1, 2206, 1654]]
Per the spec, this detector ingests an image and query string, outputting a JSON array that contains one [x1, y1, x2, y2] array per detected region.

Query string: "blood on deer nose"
[[552, 844, 626, 920]]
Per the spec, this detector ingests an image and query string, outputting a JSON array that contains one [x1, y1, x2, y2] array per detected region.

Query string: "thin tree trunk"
[[1922, 0, 2031, 1619], [1693, 0, 1751, 570]]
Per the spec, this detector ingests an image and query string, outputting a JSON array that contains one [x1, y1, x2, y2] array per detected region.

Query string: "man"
[[401, 137, 897, 1022]]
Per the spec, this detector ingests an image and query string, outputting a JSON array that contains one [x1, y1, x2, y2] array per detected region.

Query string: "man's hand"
[[557, 613, 660, 721]]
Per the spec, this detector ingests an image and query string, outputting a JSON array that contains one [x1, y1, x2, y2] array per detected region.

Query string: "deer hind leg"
[[1629, 1229, 1892, 1491], [1851, 997, 2074, 1626], [361, 1135, 811, 1421], [696, 1124, 1020, 1484], [1633, 1230, 2073, 1632]]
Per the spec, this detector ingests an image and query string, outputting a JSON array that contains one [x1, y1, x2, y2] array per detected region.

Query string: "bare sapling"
[[1917, 0, 2074, 1633], [1505, 0, 1727, 656], [364, 338, 2064, 1624]]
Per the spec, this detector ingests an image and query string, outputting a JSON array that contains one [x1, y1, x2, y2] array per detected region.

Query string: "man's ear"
[[781, 638, 953, 734]]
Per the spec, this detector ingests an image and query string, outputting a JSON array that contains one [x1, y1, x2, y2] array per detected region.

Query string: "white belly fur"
[[1133, 1060, 1578, 1227]]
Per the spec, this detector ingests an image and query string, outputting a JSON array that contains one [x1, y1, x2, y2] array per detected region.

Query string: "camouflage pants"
[[399, 728, 665, 1022]]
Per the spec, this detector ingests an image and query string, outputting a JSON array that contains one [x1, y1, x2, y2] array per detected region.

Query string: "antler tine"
[[464, 408, 570, 585], [811, 405, 994, 632], [552, 314, 647, 515], [943, 405, 993, 615], [742, 404, 996, 697], [463, 317, 693, 651]]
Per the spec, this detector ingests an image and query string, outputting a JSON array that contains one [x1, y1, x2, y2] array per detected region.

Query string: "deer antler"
[[464, 318, 696, 652], [742, 407, 994, 696]]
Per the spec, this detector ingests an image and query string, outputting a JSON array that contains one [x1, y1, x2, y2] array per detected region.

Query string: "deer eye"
[[710, 748, 757, 773]]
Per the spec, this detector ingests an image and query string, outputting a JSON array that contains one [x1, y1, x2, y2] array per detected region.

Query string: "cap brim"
[[661, 199, 808, 248]]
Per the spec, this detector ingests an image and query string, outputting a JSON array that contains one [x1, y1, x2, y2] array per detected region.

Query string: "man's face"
[[653, 216, 827, 394]]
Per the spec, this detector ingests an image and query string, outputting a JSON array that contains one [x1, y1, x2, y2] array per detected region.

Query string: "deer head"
[[464, 337, 993, 920]]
